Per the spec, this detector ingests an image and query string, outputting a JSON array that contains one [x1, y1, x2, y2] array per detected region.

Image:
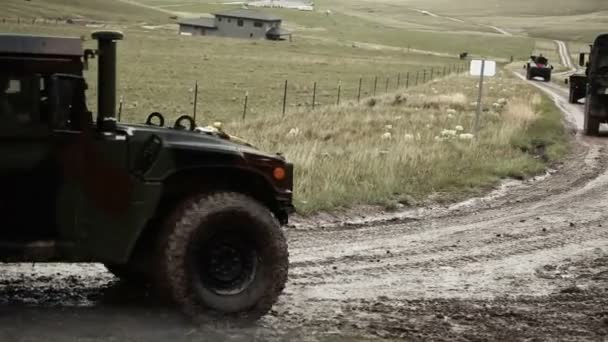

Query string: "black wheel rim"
[[193, 230, 258, 296]]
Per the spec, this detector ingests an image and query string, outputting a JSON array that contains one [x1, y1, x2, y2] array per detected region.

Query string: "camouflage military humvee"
[[0, 31, 293, 320]]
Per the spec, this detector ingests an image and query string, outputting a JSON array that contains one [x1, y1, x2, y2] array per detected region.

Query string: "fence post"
[[118, 96, 123, 122], [192, 80, 198, 124], [430, 68, 434, 80], [242, 91, 249, 120], [443, 66, 446, 77], [373, 76, 378, 96], [337, 80, 342, 105], [282, 79, 288, 116], [385, 77, 389, 93], [357, 77, 362, 103], [423, 70, 426, 83], [312, 81, 317, 110], [415, 71, 419, 85], [406, 72, 410, 88], [397, 73, 401, 88]]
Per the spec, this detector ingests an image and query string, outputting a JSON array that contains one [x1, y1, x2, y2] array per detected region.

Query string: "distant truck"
[[525, 54, 553, 82], [566, 33, 608, 135]]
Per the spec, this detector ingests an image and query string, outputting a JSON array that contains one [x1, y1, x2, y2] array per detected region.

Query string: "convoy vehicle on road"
[[525, 54, 553, 82], [566, 34, 608, 135]]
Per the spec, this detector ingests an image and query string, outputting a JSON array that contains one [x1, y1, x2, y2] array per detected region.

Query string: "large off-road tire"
[[568, 86, 576, 104], [526, 67, 532, 80], [584, 95, 600, 136], [156, 192, 288, 322], [545, 73, 551, 82]]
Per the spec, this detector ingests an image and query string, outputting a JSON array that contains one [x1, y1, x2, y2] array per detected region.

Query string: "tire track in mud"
[[270, 62, 608, 339]]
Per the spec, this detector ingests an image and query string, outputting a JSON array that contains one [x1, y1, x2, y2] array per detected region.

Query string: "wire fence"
[[0, 16, 96, 26], [203, 63, 470, 121]]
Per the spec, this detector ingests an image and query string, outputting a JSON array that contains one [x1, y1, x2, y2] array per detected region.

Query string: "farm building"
[[177, 9, 292, 40]]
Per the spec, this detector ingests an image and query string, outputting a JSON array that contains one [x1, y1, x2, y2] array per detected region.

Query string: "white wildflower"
[[446, 108, 457, 115], [455, 125, 464, 131], [459, 133, 474, 140], [385, 124, 393, 130], [382, 132, 392, 140], [403, 133, 414, 141], [447, 114, 455, 119], [497, 98, 507, 105], [287, 127, 301, 138], [441, 129, 457, 137]]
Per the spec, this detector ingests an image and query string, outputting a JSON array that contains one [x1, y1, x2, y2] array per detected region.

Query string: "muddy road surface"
[[2, 83, 608, 341]]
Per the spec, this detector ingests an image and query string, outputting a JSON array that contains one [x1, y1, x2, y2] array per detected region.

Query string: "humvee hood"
[[119, 123, 279, 160]]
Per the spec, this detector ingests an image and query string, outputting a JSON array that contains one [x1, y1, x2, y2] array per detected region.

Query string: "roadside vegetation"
[[227, 72, 568, 213]]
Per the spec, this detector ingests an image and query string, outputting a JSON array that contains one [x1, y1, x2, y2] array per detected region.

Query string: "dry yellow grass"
[[226, 72, 567, 213]]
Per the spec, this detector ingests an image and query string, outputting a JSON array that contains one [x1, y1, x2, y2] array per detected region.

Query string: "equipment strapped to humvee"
[[0, 31, 294, 320]]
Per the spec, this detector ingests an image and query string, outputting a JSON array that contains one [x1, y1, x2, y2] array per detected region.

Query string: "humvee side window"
[[0, 76, 41, 130], [6, 80, 21, 94], [598, 51, 608, 69], [46, 75, 89, 131]]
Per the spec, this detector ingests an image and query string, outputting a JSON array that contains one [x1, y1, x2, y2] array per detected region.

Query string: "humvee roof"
[[0, 34, 83, 57]]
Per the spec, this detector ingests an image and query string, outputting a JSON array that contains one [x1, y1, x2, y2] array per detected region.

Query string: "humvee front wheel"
[[157, 192, 288, 321], [584, 95, 601, 136]]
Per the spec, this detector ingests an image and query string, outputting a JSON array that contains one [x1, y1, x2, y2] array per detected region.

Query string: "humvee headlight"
[[273, 167, 286, 181]]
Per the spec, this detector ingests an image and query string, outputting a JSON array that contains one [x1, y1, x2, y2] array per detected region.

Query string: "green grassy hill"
[[2, 0, 170, 23]]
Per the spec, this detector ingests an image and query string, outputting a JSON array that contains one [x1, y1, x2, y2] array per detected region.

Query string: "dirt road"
[[1, 72, 608, 341]]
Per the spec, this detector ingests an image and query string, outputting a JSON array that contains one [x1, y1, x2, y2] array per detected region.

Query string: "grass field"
[[2, 21, 467, 123], [3, 0, 169, 23], [0, 0, 574, 212]]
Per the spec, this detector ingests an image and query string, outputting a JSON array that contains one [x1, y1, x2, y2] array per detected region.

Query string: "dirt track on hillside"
[[2, 73, 608, 341]]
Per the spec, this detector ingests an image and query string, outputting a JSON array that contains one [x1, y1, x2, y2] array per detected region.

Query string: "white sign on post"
[[470, 59, 497, 77], [469, 59, 497, 139]]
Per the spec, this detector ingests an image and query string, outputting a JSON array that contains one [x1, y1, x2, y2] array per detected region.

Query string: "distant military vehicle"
[[525, 54, 554, 82], [566, 34, 608, 135], [0, 31, 294, 320]]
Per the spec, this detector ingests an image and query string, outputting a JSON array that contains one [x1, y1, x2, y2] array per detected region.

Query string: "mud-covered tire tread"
[[104, 264, 149, 284], [584, 95, 601, 136], [156, 192, 288, 322], [568, 87, 576, 104]]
